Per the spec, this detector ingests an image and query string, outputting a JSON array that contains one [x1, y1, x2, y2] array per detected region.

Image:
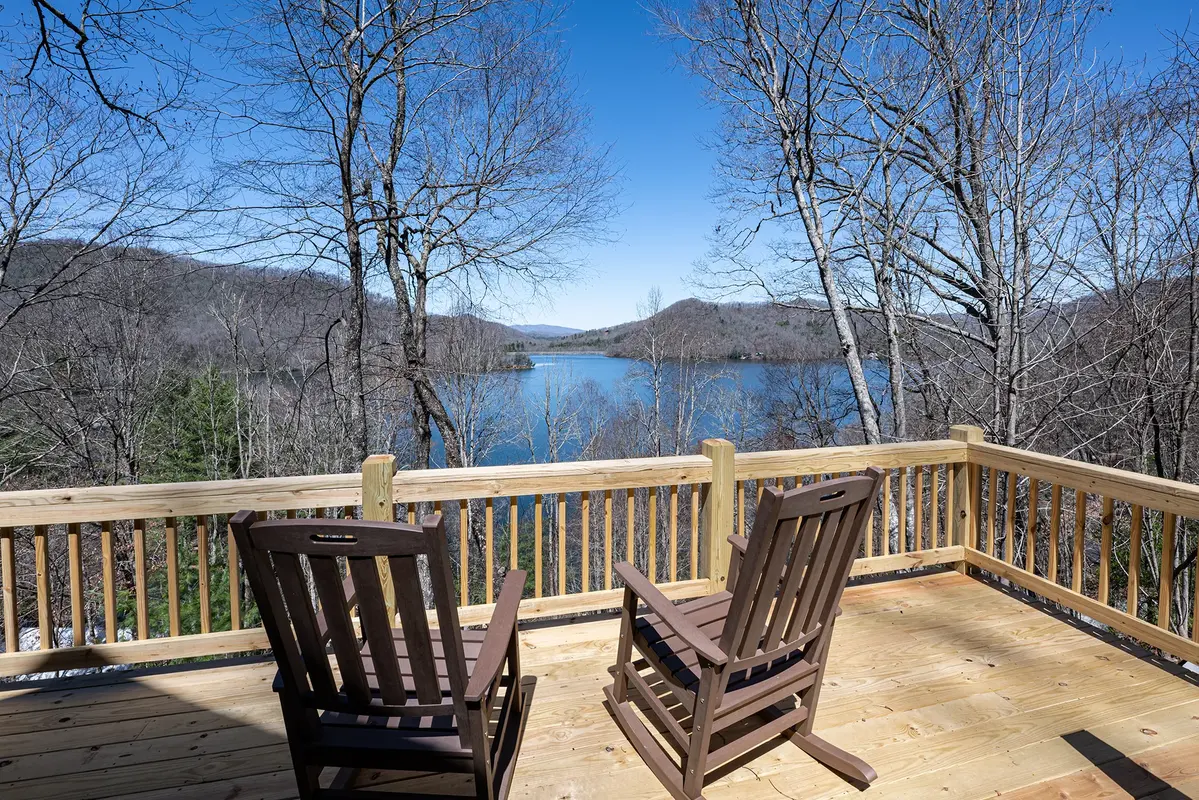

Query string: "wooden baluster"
[[970, 459, 983, 551], [648, 486, 658, 582], [1072, 490, 1086, 594], [737, 480, 745, 538], [757, 479, 764, 503], [944, 463, 955, 549], [881, 471, 891, 557], [460, 498, 469, 605], [604, 489, 613, 590], [1048, 485, 1062, 584], [344, 504, 356, 520], [626, 488, 635, 570], [408, 503, 416, 524], [134, 519, 148, 640], [987, 468, 997, 557], [690, 483, 700, 580], [197, 515, 211, 634], [1128, 504, 1142, 617], [1158, 511, 1176, 630], [509, 497, 518, 573], [582, 491, 590, 593], [534, 494, 543, 598], [1098, 497, 1113, 605], [314, 507, 325, 518], [669, 484, 678, 583], [914, 467, 924, 550], [166, 516, 181, 637], [776, 476, 784, 489], [1025, 479, 1039, 572], [229, 514, 242, 631], [68, 522, 84, 646], [286, 509, 297, 520], [898, 466, 908, 554], [558, 493, 567, 595], [485, 497, 495, 604], [101, 521, 117, 642], [1005, 473, 1017, 564], [35, 525, 52, 649], [930, 465, 941, 549], [1, 527, 16, 653]]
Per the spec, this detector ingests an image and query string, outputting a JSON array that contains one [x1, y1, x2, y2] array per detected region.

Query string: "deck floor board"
[[0, 572, 1195, 799]]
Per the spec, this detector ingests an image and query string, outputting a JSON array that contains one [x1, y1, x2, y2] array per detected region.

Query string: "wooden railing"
[[1, 427, 1195, 677], [957, 429, 1199, 664], [0, 439, 968, 676]]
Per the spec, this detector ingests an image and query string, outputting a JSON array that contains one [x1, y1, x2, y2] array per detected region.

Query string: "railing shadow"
[[0, 651, 291, 799], [974, 573, 1199, 688], [1063, 730, 1191, 799]]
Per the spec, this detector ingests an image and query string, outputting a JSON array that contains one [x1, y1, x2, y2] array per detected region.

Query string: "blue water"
[[440, 353, 885, 466], [517, 353, 774, 397]]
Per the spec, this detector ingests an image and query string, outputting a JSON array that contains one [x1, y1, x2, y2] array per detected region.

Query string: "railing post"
[[701, 438, 735, 594], [949, 425, 984, 574], [362, 454, 397, 621]]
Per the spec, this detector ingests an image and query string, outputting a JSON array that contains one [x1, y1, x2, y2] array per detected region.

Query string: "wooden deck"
[[1, 571, 1196, 799]]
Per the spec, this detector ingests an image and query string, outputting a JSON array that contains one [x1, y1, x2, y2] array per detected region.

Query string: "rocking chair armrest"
[[464, 569, 526, 706], [615, 562, 727, 667]]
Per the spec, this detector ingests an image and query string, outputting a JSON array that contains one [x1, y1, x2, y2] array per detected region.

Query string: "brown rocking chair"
[[230, 510, 534, 800], [604, 469, 884, 799]]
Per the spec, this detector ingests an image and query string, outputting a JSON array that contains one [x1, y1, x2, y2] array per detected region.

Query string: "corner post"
[[949, 425, 984, 573], [362, 454, 397, 621], [701, 439, 735, 595]]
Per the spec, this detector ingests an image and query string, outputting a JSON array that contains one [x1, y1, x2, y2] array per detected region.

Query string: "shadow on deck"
[[1, 571, 1196, 800]]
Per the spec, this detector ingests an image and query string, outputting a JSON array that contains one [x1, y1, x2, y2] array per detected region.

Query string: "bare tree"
[[432, 302, 519, 468], [657, 0, 883, 443], [13, 0, 198, 132], [227, 0, 612, 468]]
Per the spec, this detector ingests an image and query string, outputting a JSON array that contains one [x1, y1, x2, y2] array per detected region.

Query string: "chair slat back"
[[719, 469, 884, 665], [230, 511, 465, 716]]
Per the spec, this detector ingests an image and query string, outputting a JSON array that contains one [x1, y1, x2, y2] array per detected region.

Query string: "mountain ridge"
[[5, 242, 849, 362]]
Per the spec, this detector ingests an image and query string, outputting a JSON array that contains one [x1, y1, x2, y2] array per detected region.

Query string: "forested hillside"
[[533, 298, 858, 360]]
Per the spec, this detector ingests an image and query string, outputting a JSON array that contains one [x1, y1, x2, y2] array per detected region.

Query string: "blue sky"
[[507, 1, 723, 330], [1, 0, 1192, 330], [509, 0, 1197, 331]]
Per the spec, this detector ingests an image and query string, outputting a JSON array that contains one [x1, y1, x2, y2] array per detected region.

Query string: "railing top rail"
[[389, 454, 712, 503], [734, 440, 966, 480], [0, 472, 364, 527], [967, 441, 1199, 518], [0, 454, 714, 528], [11, 437, 1199, 529]]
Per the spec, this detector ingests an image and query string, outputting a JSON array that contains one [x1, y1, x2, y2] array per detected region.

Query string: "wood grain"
[[1, 527, 15, 653], [6, 570, 1195, 800], [35, 525, 51, 649], [68, 523, 84, 646]]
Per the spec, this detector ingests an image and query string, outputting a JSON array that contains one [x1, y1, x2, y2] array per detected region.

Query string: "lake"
[[449, 353, 882, 466]]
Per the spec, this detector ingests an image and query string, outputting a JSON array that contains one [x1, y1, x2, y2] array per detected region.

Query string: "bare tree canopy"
[[223, 0, 615, 467]]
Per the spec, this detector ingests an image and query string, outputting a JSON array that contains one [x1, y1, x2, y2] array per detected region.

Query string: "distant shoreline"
[[522, 351, 863, 365]]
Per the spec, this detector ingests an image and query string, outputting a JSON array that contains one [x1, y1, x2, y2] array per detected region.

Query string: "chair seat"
[[632, 591, 819, 718], [318, 628, 493, 757]]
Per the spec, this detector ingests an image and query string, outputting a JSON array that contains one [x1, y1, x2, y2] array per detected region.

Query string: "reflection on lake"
[[432, 352, 884, 467]]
